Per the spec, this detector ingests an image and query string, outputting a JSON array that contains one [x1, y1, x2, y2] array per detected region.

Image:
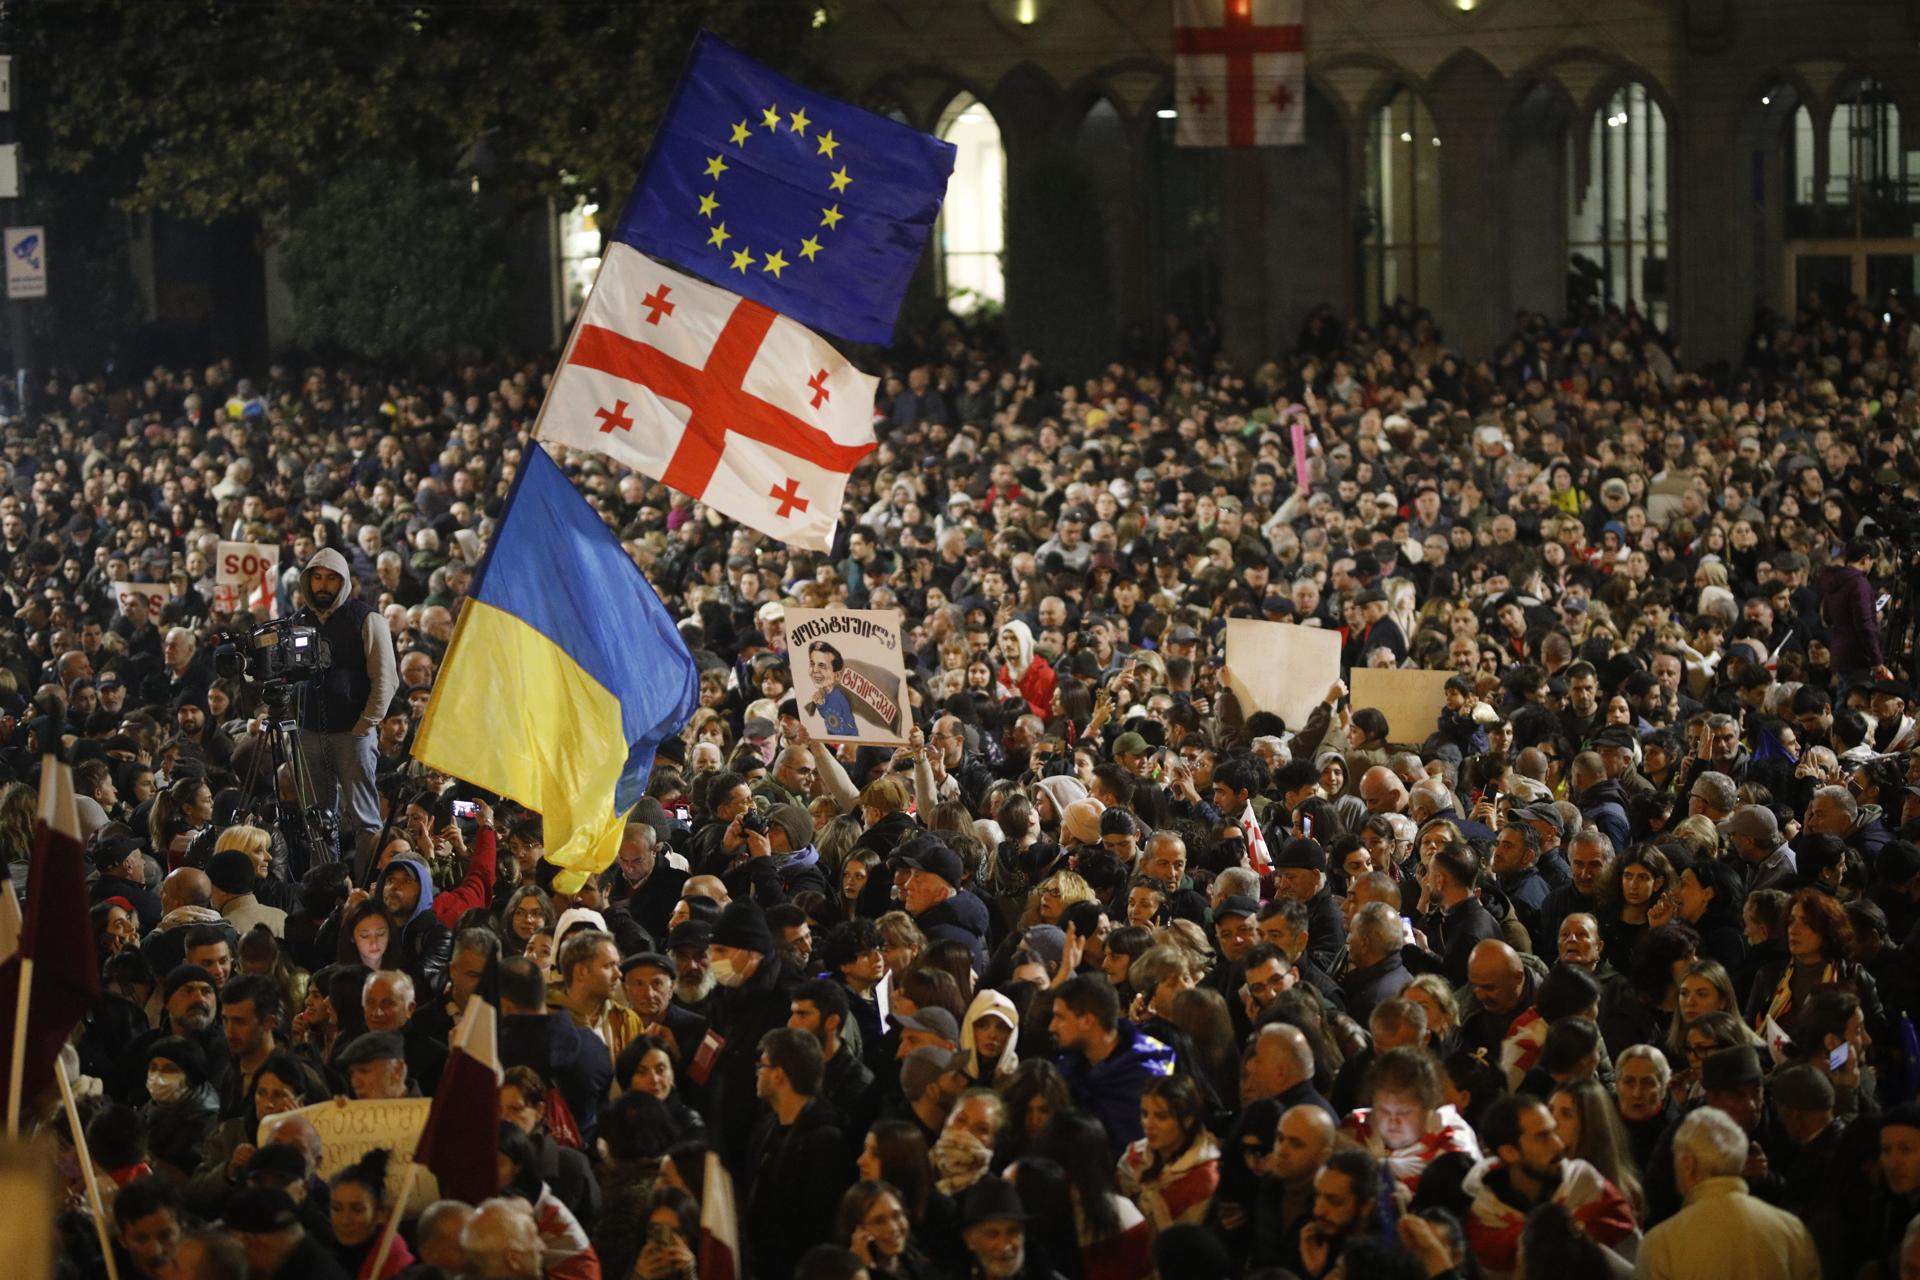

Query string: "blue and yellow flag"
[[617, 30, 955, 346], [413, 446, 698, 892]]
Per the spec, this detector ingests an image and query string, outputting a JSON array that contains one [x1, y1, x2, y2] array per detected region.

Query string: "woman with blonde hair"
[[1153, 919, 1213, 962], [1021, 870, 1096, 930], [212, 822, 294, 912], [1665, 958, 1759, 1064], [1665, 815, 1721, 862], [1405, 973, 1461, 1055]]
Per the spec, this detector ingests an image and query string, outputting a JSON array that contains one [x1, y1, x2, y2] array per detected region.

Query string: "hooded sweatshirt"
[[959, 988, 1021, 1083], [385, 855, 437, 924], [1035, 776, 1088, 832], [995, 619, 1057, 717], [296, 546, 399, 734]]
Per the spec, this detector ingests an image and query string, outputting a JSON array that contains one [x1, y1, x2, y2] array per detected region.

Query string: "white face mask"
[[710, 953, 753, 988], [147, 1069, 188, 1105]]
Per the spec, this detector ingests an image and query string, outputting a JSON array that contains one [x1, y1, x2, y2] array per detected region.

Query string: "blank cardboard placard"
[[1224, 620, 1342, 734], [1350, 668, 1454, 746]]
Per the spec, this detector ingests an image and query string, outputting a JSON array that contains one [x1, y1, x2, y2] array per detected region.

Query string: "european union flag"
[[618, 31, 955, 346]]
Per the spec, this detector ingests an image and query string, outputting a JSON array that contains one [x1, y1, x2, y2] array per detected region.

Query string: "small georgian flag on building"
[[1239, 801, 1271, 873], [538, 243, 878, 552], [1173, 0, 1306, 148]]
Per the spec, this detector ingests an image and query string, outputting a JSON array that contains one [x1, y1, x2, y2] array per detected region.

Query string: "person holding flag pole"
[[57, 1053, 122, 1280]]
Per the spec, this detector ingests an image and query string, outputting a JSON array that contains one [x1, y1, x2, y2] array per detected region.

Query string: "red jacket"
[[1002, 655, 1056, 718], [431, 827, 497, 926]]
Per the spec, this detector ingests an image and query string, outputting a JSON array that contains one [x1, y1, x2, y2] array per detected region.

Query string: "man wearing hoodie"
[[291, 547, 397, 871], [995, 619, 1056, 718], [378, 855, 453, 997]]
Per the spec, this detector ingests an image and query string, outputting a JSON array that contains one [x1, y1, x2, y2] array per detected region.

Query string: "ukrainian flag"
[[413, 446, 698, 892]]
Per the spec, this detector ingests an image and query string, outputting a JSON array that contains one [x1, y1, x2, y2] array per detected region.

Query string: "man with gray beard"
[[668, 920, 719, 1020]]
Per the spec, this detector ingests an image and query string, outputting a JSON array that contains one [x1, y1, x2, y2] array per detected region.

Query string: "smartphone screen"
[[451, 800, 477, 820]]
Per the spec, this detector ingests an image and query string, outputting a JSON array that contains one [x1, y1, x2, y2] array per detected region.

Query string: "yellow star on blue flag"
[[616, 31, 955, 346]]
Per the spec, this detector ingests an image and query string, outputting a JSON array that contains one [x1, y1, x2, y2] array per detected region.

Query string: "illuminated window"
[[556, 199, 602, 327], [937, 94, 1005, 312], [1568, 84, 1670, 326], [1362, 86, 1441, 316], [1790, 103, 1816, 201]]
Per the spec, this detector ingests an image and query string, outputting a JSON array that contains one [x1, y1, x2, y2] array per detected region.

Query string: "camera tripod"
[[237, 681, 338, 876]]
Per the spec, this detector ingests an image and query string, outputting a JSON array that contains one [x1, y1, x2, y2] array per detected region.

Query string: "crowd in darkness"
[[20, 294, 1920, 1280]]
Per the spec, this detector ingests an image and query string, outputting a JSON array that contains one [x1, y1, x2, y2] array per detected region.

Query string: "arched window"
[[555, 198, 601, 335], [1789, 103, 1817, 202], [1829, 79, 1902, 203], [1362, 86, 1441, 317], [936, 94, 1005, 313], [1568, 83, 1670, 326]]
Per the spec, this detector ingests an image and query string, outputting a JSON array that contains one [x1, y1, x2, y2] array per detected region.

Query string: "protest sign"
[[1350, 668, 1454, 746], [112, 582, 168, 619], [263, 1097, 438, 1211], [1224, 619, 1341, 734], [785, 608, 909, 745], [0, 1143, 53, 1279], [215, 540, 279, 616]]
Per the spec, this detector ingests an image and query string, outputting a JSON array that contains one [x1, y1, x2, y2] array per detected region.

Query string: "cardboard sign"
[[1350, 668, 1455, 747], [786, 608, 909, 745], [215, 540, 280, 617], [263, 1097, 438, 1212], [0, 1142, 54, 1280], [1224, 619, 1341, 735], [112, 582, 168, 619]]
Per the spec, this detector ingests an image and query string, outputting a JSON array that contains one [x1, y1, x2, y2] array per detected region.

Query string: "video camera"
[[213, 618, 333, 686]]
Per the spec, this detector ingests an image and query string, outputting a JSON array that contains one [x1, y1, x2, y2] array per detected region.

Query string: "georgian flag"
[[1239, 801, 1272, 873], [538, 244, 879, 551], [1173, 0, 1306, 148]]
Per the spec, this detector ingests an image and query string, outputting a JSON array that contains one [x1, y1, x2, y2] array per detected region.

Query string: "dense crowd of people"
[[18, 294, 1920, 1280]]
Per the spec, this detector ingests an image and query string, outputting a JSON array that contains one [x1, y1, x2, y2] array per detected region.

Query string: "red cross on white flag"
[[1173, 0, 1305, 148], [537, 244, 879, 551]]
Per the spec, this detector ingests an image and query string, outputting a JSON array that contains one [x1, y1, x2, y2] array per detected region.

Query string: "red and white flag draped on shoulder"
[[537, 243, 879, 552], [413, 986, 501, 1205], [0, 755, 100, 1127], [1173, 0, 1306, 148]]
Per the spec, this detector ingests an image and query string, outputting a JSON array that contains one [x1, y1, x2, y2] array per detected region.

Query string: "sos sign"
[[215, 541, 280, 616]]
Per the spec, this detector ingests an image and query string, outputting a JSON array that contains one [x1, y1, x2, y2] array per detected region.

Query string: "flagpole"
[[368, 1161, 419, 1278], [529, 221, 612, 448], [55, 1055, 120, 1280], [5, 954, 33, 1138]]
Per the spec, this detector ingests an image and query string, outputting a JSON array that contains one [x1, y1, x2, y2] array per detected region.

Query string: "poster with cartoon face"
[[785, 607, 909, 745]]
